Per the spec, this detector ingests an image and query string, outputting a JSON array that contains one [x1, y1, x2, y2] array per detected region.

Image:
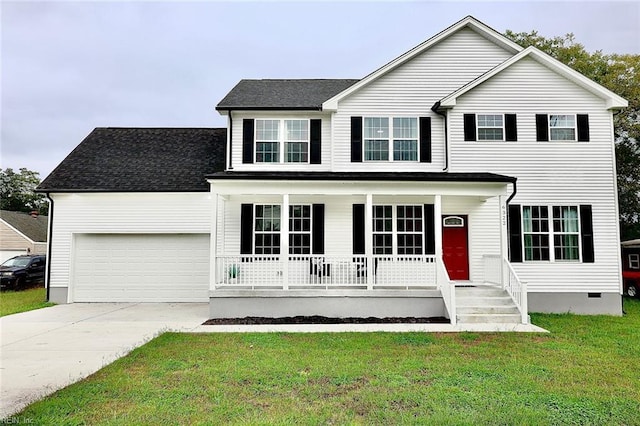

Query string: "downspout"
[[506, 179, 518, 205], [227, 109, 233, 170], [44, 193, 54, 301], [431, 101, 448, 171]]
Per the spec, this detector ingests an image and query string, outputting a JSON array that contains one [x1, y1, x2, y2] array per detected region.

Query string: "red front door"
[[442, 215, 469, 280]]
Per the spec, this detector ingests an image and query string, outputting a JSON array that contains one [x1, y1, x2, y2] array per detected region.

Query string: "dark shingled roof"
[[216, 79, 360, 110], [207, 171, 516, 183], [0, 210, 49, 242], [37, 128, 227, 192]]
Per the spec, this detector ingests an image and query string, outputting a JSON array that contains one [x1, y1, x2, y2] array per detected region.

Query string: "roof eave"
[[214, 106, 323, 112]]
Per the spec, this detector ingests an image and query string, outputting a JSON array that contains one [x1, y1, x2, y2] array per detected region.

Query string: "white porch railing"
[[436, 257, 456, 325], [215, 255, 438, 290], [483, 255, 528, 324]]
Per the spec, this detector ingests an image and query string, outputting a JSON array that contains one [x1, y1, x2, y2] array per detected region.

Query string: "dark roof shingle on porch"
[[216, 79, 360, 110], [207, 171, 516, 183], [37, 128, 227, 193]]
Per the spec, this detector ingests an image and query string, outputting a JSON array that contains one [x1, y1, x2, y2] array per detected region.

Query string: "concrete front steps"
[[455, 284, 523, 324]]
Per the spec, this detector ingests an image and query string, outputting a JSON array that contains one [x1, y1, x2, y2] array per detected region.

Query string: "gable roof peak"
[[437, 45, 628, 110], [322, 16, 523, 111]]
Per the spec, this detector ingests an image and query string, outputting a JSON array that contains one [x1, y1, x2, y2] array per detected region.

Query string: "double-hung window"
[[629, 254, 640, 269], [254, 205, 281, 254], [284, 120, 309, 163], [254, 204, 313, 255], [549, 115, 576, 141], [364, 118, 390, 161], [373, 205, 424, 255], [373, 205, 393, 254], [392, 118, 418, 161], [523, 206, 550, 261], [552, 206, 580, 260], [396, 206, 423, 254], [477, 114, 504, 141], [364, 117, 418, 161], [255, 119, 309, 163], [289, 205, 311, 254], [522, 205, 581, 261]]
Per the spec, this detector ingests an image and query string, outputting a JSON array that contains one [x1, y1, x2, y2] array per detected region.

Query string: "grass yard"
[[14, 299, 640, 425], [0, 286, 54, 317]]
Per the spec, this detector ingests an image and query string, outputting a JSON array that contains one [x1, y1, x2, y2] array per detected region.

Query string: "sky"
[[2, 1, 639, 179]]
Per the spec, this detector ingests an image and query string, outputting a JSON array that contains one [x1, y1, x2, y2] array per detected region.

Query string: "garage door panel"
[[73, 234, 210, 302]]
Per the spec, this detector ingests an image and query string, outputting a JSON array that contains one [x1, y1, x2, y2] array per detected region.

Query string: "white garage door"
[[0, 250, 28, 264], [73, 234, 210, 302]]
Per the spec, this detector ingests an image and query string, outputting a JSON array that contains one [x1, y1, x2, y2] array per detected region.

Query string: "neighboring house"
[[37, 16, 627, 323], [0, 210, 48, 263]]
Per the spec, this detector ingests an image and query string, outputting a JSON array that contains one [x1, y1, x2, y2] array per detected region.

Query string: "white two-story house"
[[38, 16, 627, 324]]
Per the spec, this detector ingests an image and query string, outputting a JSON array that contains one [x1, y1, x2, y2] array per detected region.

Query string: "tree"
[[0, 168, 49, 214], [505, 30, 640, 240]]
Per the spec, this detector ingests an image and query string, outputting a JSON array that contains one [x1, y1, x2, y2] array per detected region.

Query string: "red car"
[[624, 270, 639, 298], [622, 240, 640, 298]]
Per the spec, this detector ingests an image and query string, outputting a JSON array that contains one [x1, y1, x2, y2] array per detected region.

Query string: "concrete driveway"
[[0, 303, 208, 418]]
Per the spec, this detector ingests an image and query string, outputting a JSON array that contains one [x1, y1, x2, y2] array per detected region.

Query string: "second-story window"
[[364, 117, 418, 161], [393, 118, 418, 161], [256, 120, 280, 163], [477, 114, 504, 141], [255, 119, 309, 163], [284, 120, 309, 163], [549, 115, 576, 141]]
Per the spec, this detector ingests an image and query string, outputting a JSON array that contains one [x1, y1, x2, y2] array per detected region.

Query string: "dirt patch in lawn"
[[203, 316, 450, 325]]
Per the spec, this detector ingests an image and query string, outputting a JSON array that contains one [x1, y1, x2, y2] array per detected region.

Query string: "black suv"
[[0, 255, 46, 290]]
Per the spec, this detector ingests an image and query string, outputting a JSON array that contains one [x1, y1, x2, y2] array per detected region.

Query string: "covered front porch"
[[206, 172, 527, 324]]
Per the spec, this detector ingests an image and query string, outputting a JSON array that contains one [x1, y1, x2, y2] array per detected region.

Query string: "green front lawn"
[[14, 299, 640, 425], [0, 286, 54, 317]]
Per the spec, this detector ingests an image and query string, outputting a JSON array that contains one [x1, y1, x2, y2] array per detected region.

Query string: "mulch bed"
[[203, 316, 450, 325]]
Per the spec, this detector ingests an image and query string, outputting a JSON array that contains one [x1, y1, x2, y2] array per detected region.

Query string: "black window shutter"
[[419, 117, 432, 163], [463, 114, 476, 141], [508, 204, 523, 263], [580, 205, 594, 263], [536, 114, 549, 142], [310, 119, 322, 164], [505, 114, 518, 141], [577, 114, 590, 142], [353, 204, 365, 254], [351, 117, 363, 162], [312, 204, 325, 254], [242, 119, 254, 164], [240, 204, 253, 254], [424, 204, 435, 255]]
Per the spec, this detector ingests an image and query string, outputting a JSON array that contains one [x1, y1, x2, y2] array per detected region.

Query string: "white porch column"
[[209, 192, 219, 292], [365, 193, 374, 290], [434, 195, 443, 258], [499, 195, 508, 288], [282, 194, 290, 290]]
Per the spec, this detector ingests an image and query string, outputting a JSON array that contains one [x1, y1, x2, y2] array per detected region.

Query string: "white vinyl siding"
[[48, 193, 212, 301], [449, 56, 620, 293], [332, 27, 513, 172], [230, 111, 331, 172]]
